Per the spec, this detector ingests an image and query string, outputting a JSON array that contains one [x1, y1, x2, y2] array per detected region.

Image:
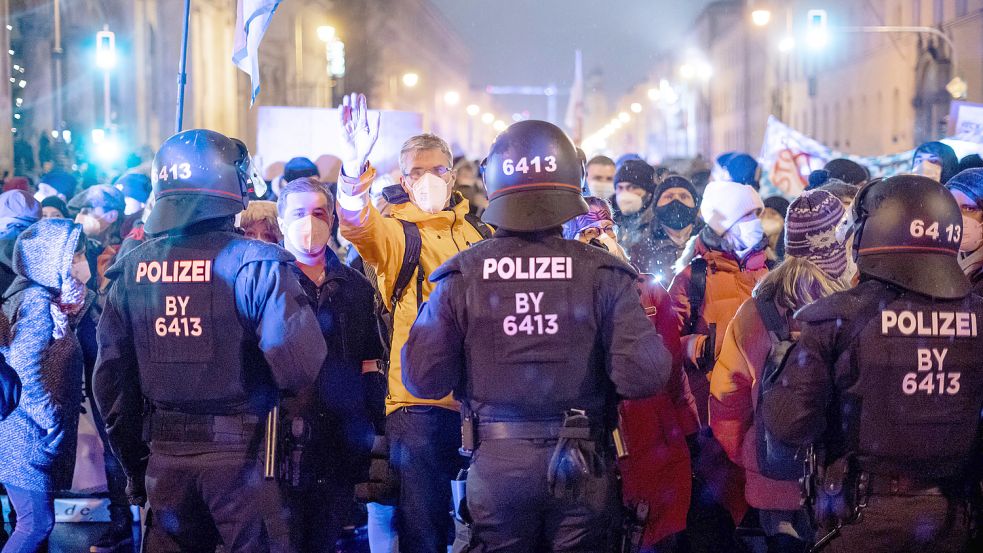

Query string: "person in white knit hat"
[[667, 180, 770, 551]]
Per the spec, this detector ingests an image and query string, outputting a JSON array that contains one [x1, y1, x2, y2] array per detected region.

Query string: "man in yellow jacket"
[[335, 93, 489, 553]]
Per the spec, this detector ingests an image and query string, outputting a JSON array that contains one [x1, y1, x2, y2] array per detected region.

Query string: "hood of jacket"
[[11, 218, 82, 291]]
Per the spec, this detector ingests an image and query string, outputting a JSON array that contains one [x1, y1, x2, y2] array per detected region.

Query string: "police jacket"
[[401, 229, 671, 422], [285, 249, 384, 485], [761, 278, 983, 481], [93, 219, 325, 476], [338, 165, 488, 416]]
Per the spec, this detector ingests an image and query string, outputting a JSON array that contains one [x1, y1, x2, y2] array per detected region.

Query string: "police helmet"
[[145, 129, 266, 234], [480, 120, 588, 232], [853, 174, 970, 299]]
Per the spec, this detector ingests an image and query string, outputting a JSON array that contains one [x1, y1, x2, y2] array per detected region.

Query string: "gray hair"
[[399, 133, 453, 175]]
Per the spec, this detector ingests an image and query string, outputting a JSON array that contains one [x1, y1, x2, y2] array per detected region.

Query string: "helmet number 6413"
[[502, 156, 558, 176]]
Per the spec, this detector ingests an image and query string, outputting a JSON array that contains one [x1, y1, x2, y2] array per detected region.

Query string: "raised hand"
[[338, 93, 382, 169]]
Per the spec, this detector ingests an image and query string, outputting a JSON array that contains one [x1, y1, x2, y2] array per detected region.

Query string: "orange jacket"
[[709, 296, 802, 511]]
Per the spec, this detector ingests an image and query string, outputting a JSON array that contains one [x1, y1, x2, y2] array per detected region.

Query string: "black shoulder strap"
[[755, 295, 792, 342], [464, 213, 493, 240], [391, 220, 423, 311], [685, 258, 708, 335]]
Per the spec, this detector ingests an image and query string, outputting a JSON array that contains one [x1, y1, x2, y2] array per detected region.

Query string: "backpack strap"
[[464, 213, 493, 240], [391, 220, 423, 312], [685, 258, 708, 335], [755, 295, 792, 342]]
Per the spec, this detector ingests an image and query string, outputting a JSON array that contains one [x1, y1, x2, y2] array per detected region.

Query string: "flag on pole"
[[232, 0, 281, 105], [564, 50, 584, 145]]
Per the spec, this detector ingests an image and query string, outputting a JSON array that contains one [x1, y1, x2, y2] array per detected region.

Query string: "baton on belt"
[[264, 400, 279, 480]]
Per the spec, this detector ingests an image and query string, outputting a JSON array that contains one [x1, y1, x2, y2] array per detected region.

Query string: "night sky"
[[430, 0, 713, 119]]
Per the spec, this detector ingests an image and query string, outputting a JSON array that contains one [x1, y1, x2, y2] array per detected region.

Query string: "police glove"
[[354, 435, 399, 506], [126, 473, 147, 507]]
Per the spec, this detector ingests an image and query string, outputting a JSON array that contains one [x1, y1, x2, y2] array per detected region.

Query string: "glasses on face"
[[577, 223, 617, 241], [405, 166, 452, 181]]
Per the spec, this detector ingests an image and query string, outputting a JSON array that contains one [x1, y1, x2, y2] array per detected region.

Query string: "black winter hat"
[[763, 195, 790, 217], [283, 156, 319, 183], [945, 168, 983, 210], [655, 175, 698, 204], [614, 160, 656, 194], [40, 196, 69, 218], [824, 158, 869, 185], [959, 154, 983, 173]]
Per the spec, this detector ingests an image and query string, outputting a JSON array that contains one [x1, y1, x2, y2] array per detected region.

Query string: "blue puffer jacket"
[[0, 219, 92, 492]]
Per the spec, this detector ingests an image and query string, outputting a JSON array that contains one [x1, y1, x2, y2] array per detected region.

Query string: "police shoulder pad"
[[794, 280, 887, 324], [106, 237, 158, 281], [240, 239, 295, 266], [429, 253, 464, 283]]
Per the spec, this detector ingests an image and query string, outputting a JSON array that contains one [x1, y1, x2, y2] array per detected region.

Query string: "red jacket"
[[617, 277, 696, 546]]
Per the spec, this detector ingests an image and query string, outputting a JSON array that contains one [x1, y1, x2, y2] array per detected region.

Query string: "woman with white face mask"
[[946, 168, 983, 294]]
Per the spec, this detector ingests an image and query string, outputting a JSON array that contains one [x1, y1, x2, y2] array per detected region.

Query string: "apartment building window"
[[934, 0, 944, 24]]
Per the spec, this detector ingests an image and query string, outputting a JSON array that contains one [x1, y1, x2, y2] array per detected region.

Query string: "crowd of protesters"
[[0, 86, 982, 553]]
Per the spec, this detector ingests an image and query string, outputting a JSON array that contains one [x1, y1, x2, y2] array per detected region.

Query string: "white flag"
[[232, 0, 281, 105]]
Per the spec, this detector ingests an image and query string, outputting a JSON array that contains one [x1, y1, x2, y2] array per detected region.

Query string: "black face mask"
[[655, 200, 698, 230]]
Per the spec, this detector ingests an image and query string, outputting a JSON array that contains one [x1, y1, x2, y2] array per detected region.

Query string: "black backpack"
[[754, 295, 805, 481]]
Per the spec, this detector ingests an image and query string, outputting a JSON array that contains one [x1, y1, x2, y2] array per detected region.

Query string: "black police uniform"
[[762, 175, 983, 553], [93, 129, 325, 553], [402, 120, 671, 551]]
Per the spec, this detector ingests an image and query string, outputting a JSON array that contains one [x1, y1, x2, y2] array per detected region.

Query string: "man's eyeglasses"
[[405, 166, 452, 181]]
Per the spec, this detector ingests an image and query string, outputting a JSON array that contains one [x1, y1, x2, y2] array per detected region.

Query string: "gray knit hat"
[[784, 190, 847, 279]]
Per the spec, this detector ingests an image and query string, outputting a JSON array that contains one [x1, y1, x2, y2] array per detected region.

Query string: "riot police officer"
[[761, 174, 983, 552], [93, 129, 326, 552], [402, 120, 672, 551]]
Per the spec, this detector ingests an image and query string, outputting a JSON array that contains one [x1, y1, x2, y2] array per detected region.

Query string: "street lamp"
[[778, 36, 796, 53], [806, 9, 829, 50], [492, 120, 507, 132], [618, 112, 631, 123], [318, 26, 345, 105], [402, 72, 419, 88], [317, 26, 336, 42], [481, 112, 495, 125], [96, 28, 116, 129], [466, 104, 481, 116], [751, 9, 772, 27], [443, 90, 460, 106], [630, 102, 643, 114]]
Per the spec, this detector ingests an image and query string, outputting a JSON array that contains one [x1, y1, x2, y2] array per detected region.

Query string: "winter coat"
[[668, 229, 769, 424], [630, 221, 702, 281], [616, 203, 656, 264], [337, 165, 489, 415], [618, 277, 697, 546], [708, 283, 802, 511], [0, 220, 92, 492]]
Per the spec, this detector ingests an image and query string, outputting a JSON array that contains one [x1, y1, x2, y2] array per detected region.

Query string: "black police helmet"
[[853, 174, 970, 299], [145, 129, 254, 234], [480, 120, 588, 232]]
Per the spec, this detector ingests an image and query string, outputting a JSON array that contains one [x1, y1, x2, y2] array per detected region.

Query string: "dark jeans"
[[465, 438, 618, 551], [144, 449, 290, 553], [822, 494, 969, 553], [1, 485, 54, 553], [283, 482, 354, 553], [387, 406, 466, 553]]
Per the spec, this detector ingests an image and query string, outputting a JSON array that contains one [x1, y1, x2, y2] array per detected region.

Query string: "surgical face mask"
[[960, 215, 983, 253], [410, 172, 450, 214], [587, 179, 615, 200], [615, 191, 644, 215], [655, 200, 698, 230], [286, 215, 331, 256], [75, 212, 111, 237], [727, 218, 764, 254]]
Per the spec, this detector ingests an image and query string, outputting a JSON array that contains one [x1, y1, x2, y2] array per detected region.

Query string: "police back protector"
[[432, 234, 634, 421], [810, 282, 983, 480], [115, 231, 292, 415]]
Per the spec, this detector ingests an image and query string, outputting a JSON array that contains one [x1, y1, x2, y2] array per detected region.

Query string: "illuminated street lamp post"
[[95, 27, 116, 129], [318, 26, 345, 106]]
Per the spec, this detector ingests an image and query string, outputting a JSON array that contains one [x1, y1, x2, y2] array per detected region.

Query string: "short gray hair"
[[399, 133, 453, 175]]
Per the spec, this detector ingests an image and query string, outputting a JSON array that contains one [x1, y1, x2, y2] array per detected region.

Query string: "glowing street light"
[[492, 120, 507, 132], [806, 9, 829, 50], [679, 63, 696, 80], [751, 9, 772, 27], [618, 112, 631, 123], [466, 104, 481, 116], [402, 72, 419, 87], [443, 90, 461, 105], [95, 30, 116, 70], [647, 88, 661, 101], [317, 26, 336, 43], [778, 36, 796, 53], [630, 102, 643, 113], [481, 112, 495, 125]]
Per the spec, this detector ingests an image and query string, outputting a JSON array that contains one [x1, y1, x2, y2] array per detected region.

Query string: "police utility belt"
[[461, 409, 605, 454], [146, 410, 261, 444]]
